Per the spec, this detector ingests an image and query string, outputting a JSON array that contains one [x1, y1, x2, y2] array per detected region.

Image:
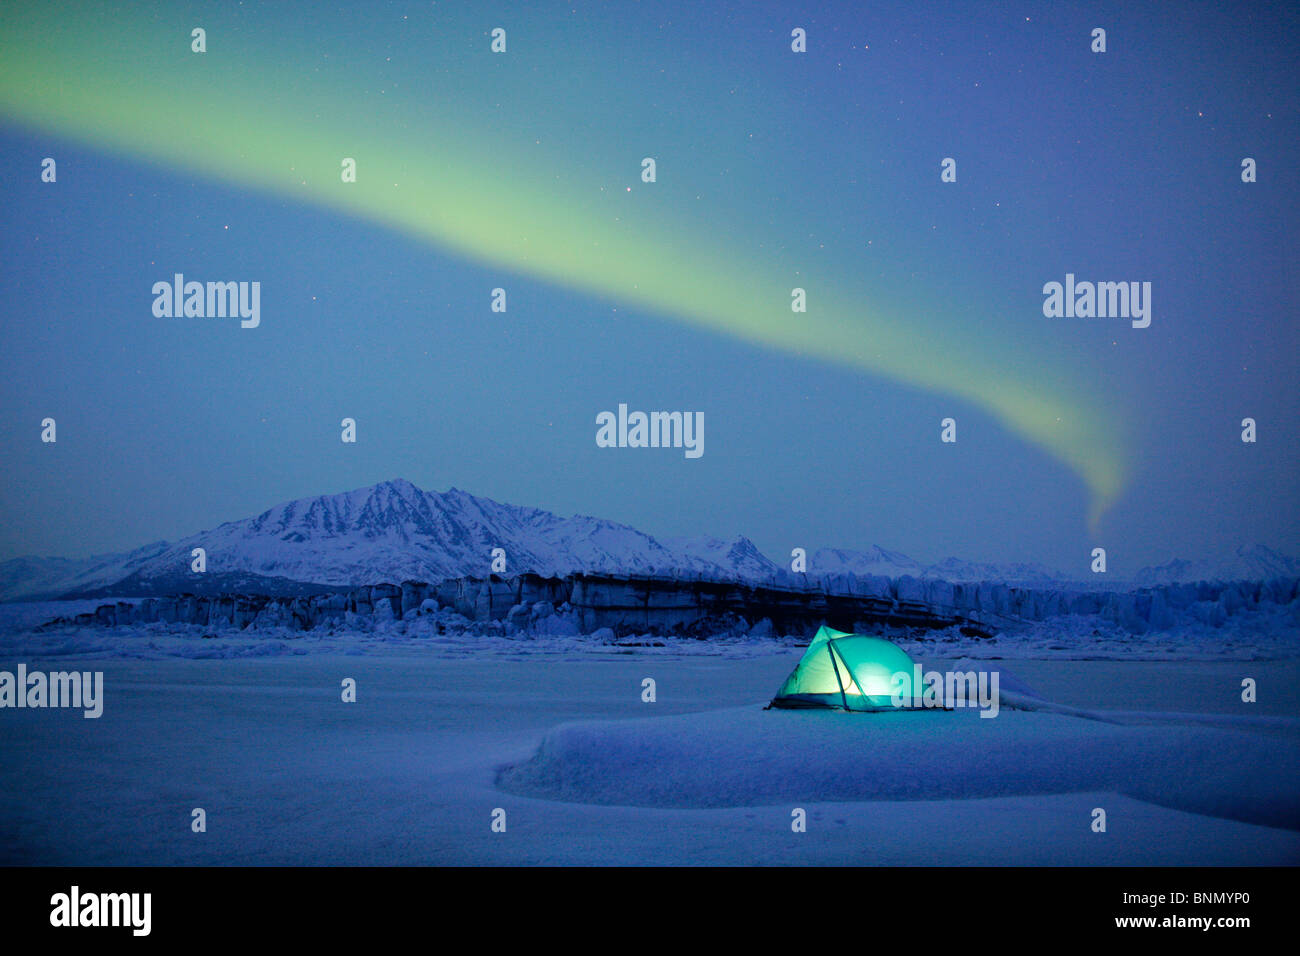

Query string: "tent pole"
[[827, 640, 850, 711]]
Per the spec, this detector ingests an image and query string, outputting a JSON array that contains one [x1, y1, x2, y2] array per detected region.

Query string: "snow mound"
[[497, 705, 1300, 831]]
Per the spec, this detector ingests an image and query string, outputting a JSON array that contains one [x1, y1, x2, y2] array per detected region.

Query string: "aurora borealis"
[[1, 1, 1295, 573]]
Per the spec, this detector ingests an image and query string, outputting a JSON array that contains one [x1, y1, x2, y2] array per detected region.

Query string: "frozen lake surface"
[[1, 646, 1297, 865]]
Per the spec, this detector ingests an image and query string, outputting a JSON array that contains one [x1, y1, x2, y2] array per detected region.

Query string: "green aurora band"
[[0, 5, 1128, 526]]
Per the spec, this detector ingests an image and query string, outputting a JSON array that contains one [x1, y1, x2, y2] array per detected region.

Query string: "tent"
[[767, 626, 925, 712]]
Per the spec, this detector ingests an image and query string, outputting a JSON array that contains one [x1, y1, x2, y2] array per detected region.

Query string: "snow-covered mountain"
[[921, 556, 1070, 586], [0, 479, 779, 600], [808, 547, 1069, 586], [1131, 545, 1300, 587], [0, 540, 173, 602], [658, 534, 781, 581], [0, 479, 1294, 601], [808, 546, 925, 580]]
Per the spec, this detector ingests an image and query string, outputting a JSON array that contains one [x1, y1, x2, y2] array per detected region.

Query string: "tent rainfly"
[[767, 626, 926, 712]]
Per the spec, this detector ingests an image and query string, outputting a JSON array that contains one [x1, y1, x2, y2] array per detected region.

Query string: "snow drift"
[[497, 705, 1300, 832]]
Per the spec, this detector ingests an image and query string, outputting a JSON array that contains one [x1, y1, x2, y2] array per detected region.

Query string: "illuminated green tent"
[[768, 626, 922, 712]]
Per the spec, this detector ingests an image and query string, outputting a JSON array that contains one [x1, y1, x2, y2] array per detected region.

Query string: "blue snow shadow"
[[497, 704, 1300, 831]]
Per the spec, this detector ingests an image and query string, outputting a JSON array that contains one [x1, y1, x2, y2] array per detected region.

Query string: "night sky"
[[1, 1, 1296, 577]]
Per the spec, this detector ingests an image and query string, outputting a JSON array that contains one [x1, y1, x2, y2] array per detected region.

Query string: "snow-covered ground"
[[1, 610, 1297, 865]]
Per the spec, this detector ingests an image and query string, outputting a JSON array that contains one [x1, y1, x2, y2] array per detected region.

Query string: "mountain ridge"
[[0, 479, 1294, 601]]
